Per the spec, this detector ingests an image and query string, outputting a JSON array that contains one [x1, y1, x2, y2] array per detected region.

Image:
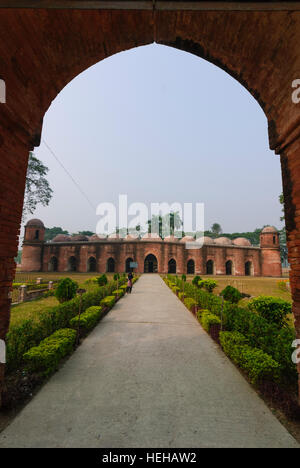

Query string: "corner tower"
[[21, 219, 45, 271], [260, 226, 282, 277]]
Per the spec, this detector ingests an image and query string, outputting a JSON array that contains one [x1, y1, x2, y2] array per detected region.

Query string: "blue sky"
[[31, 43, 283, 235]]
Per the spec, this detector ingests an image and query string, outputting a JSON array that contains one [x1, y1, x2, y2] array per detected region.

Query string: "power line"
[[42, 138, 96, 212]]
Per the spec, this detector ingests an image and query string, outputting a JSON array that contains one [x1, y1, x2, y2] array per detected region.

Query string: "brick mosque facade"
[[21, 219, 282, 277]]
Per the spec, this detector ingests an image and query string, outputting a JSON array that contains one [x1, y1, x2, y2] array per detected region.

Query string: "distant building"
[[21, 219, 282, 276]]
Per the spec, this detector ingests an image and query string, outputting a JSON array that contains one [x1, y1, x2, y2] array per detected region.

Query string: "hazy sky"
[[30, 43, 283, 236]]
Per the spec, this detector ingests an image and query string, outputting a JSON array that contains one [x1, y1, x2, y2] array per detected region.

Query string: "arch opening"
[[168, 258, 177, 274], [206, 260, 214, 275], [107, 257, 115, 273], [187, 259, 195, 274], [144, 254, 158, 273], [126, 257, 134, 273], [225, 260, 233, 276], [67, 256, 77, 272], [87, 256, 97, 272], [48, 256, 58, 272], [245, 261, 253, 276]]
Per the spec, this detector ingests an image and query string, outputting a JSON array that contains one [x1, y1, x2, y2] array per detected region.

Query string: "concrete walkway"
[[0, 274, 298, 448]]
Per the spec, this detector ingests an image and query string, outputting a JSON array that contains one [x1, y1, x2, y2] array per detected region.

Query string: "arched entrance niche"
[[245, 261, 253, 276], [168, 258, 176, 274], [225, 260, 233, 276], [87, 256, 97, 272], [107, 257, 115, 273], [187, 259, 195, 274], [144, 254, 158, 273], [48, 256, 58, 272], [126, 258, 134, 273], [206, 260, 214, 275], [68, 256, 77, 272]]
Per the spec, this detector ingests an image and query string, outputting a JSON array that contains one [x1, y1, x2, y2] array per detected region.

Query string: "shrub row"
[[200, 310, 221, 333], [70, 306, 103, 332], [23, 328, 77, 376], [219, 331, 281, 384], [6, 278, 125, 372], [167, 275, 297, 386], [100, 296, 116, 308]]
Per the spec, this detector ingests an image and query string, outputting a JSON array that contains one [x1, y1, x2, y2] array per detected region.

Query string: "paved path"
[[0, 275, 298, 448]]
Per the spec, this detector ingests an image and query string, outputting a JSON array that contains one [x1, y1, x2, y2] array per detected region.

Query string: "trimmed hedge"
[[7, 278, 125, 372], [112, 289, 124, 297], [23, 329, 76, 376], [200, 311, 221, 333], [100, 296, 116, 308], [70, 306, 103, 331], [183, 297, 197, 311], [220, 331, 281, 384], [168, 275, 298, 386]]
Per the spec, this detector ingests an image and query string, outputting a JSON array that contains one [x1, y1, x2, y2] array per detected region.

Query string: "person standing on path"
[[127, 272, 133, 294]]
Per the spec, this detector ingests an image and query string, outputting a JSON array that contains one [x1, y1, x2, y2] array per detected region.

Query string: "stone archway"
[[1, 4, 300, 400]]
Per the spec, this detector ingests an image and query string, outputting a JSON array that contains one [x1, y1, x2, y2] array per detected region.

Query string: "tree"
[[77, 230, 94, 236], [23, 152, 53, 219], [45, 226, 69, 242], [211, 223, 222, 237], [165, 211, 182, 236]]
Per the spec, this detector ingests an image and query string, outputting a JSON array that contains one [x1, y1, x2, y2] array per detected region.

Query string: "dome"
[[198, 236, 215, 244], [26, 218, 44, 228], [180, 236, 195, 243], [233, 237, 251, 246], [125, 234, 139, 241], [71, 235, 89, 242], [164, 235, 179, 242], [89, 234, 106, 241], [215, 237, 233, 245], [261, 226, 278, 233], [52, 234, 71, 242], [142, 233, 162, 241], [108, 233, 122, 241]]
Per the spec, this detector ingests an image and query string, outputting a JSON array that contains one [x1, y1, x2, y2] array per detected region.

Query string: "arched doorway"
[[48, 256, 58, 272], [225, 260, 233, 276], [107, 257, 115, 273], [125, 257, 134, 273], [87, 256, 97, 273], [187, 259, 195, 274], [206, 260, 214, 275], [168, 258, 176, 274], [245, 261, 253, 276], [144, 254, 158, 273], [68, 256, 77, 272]]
